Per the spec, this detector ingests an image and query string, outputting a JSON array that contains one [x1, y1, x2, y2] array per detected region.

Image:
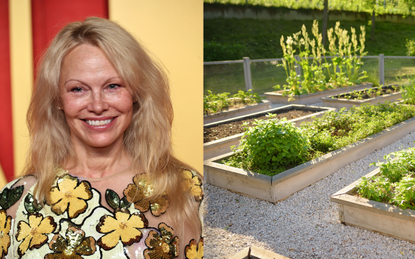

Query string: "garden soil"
[[204, 109, 313, 143]]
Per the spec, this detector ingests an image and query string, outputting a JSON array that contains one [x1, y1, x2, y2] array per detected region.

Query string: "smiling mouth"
[[85, 119, 114, 126]]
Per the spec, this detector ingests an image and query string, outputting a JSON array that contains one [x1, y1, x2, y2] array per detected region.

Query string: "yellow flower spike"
[[0, 210, 11, 257], [48, 175, 92, 218], [185, 238, 204, 259], [97, 210, 148, 250], [16, 213, 57, 256]]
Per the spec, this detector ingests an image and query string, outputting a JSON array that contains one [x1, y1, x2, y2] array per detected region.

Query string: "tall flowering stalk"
[[275, 20, 368, 101]]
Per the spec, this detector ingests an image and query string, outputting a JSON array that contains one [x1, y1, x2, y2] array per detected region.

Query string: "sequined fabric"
[[0, 169, 203, 259]]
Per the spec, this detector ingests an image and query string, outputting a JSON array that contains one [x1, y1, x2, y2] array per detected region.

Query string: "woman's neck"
[[63, 140, 133, 179]]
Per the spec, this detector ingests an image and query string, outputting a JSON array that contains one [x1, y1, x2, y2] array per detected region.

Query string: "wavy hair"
[[25, 17, 201, 235]]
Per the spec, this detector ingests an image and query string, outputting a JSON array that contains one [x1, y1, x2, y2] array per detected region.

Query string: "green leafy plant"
[[224, 114, 310, 176], [303, 103, 415, 160], [334, 86, 401, 100], [357, 176, 393, 203], [398, 75, 415, 105], [224, 103, 415, 176], [406, 39, 415, 56], [204, 90, 264, 115], [357, 148, 415, 210], [203, 90, 230, 115], [232, 89, 263, 105]]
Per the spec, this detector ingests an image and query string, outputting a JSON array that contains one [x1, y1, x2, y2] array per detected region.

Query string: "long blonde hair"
[[25, 17, 201, 235]]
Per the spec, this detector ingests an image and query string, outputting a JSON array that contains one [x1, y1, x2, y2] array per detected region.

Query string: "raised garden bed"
[[331, 168, 415, 243], [204, 99, 271, 125], [230, 246, 289, 259], [322, 85, 401, 109], [204, 105, 335, 160], [204, 106, 415, 203], [265, 83, 373, 105]]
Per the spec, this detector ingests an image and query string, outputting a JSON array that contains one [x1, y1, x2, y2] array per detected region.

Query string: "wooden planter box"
[[230, 246, 290, 259], [322, 85, 402, 109], [204, 105, 335, 160], [265, 83, 373, 105], [331, 168, 415, 243], [204, 116, 415, 203], [204, 100, 271, 125]]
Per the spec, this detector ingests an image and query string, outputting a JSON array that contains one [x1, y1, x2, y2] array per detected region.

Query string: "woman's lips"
[[85, 118, 114, 126], [82, 117, 117, 129]]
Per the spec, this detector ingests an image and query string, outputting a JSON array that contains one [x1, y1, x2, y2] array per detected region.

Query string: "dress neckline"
[[64, 165, 132, 182]]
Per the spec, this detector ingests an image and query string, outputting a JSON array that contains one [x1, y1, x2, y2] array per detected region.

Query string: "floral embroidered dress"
[[0, 168, 203, 259]]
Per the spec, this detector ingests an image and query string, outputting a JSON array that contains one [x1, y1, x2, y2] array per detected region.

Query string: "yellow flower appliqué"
[[97, 210, 148, 250], [48, 174, 92, 218], [182, 170, 203, 202], [124, 175, 169, 216], [16, 213, 57, 257], [0, 210, 11, 258], [185, 238, 204, 259], [144, 223, 179, 259], [46, 225, 96, 259]]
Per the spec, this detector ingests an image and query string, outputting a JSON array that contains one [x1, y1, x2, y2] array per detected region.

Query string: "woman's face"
[[59, 44, 133, 150]]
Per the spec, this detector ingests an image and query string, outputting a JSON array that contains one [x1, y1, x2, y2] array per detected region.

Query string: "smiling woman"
[[59, 44, 134, 150], [0, 17, 203, 259]]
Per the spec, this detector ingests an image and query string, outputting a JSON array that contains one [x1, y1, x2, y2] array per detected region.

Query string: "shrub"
[[224, 115, 310, 175]]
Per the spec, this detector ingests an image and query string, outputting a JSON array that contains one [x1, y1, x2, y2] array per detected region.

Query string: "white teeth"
[[86, 119, 113, 126]]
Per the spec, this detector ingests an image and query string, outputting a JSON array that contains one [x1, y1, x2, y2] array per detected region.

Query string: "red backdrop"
[[32, 0, 108, 73], [0, 0, 108, 182], [0, 0, 13, 182]]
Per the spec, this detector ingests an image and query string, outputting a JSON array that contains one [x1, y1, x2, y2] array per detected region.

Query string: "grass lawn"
[[204, 18, 415, 94]]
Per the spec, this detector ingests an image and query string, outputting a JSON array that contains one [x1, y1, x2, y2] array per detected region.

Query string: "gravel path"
[[203, 130, 415, 259]]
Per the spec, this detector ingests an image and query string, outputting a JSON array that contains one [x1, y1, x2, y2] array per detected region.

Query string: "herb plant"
[[332, 86, 401, 100], [204, 90, 264, 115], [232, 89, 263, 106], [356, 148, 415, 210], [398, 75, 415, 105], [203, 90, 230, 115], [224, 114, 310, 176], [224, 103, 415, 176]]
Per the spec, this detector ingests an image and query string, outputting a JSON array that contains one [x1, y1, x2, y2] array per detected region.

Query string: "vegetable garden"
[[204, 7, 415, 253]]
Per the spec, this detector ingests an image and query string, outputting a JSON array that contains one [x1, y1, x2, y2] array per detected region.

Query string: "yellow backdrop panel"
[[10, 0, 33, 179], [7, 1, 202, 188], [109, 1, 203, 173]]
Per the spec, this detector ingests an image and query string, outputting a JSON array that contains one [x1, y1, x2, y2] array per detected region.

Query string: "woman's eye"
[[108, 84, 121, 89], [70, 87, 83, 92]]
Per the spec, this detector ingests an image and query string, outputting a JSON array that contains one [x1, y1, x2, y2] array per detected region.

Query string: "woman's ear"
[[54, 99, 64, 111]]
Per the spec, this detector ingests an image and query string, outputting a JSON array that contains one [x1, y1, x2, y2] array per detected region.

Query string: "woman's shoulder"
[[1, 175, 37, 217]]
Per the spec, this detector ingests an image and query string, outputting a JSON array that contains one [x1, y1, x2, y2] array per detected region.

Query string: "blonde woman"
[[0, 17, 203, 259]]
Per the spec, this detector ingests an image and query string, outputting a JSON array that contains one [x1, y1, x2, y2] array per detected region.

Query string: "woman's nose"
[[87, 92, 109, 114]]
